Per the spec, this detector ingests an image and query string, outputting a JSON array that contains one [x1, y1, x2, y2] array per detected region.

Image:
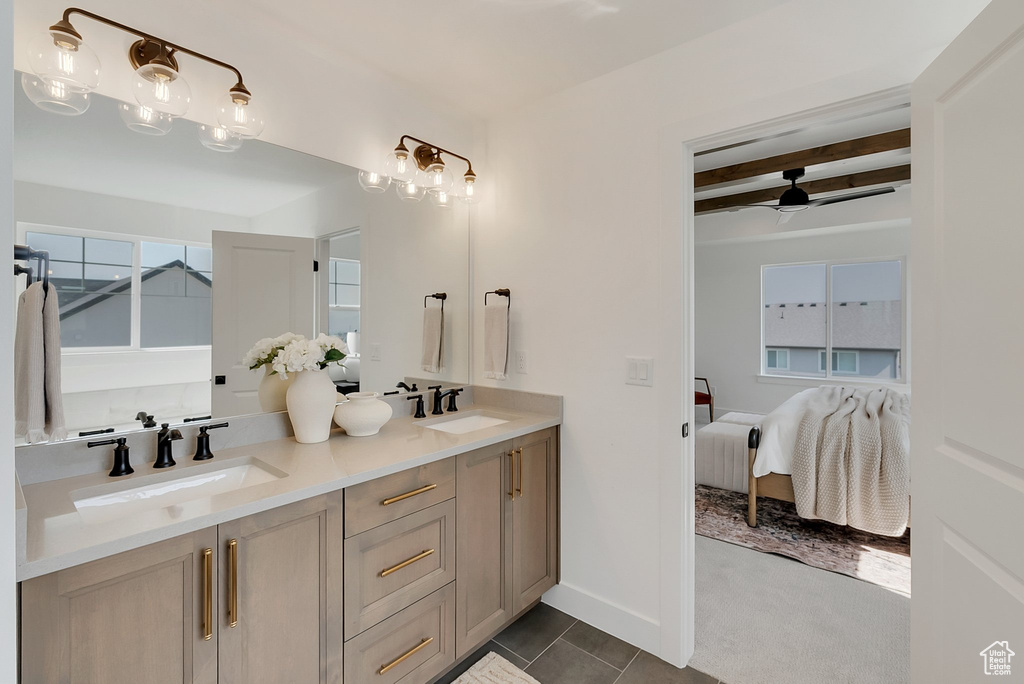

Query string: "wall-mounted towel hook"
[[14, 244, 50, 292], [424, 292, 447, 312], [484, 288, 511, 308]]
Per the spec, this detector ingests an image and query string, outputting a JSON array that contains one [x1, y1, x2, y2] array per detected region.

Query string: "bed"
[[696, 386, 910, 535]]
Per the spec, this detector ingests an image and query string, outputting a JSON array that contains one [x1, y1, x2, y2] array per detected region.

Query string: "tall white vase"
[[285, 368, 340, 444], [257, 365, 294, 413], [334, 392, 392, 436]]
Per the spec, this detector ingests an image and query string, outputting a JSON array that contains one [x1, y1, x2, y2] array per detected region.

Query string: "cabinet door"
[[511, 428, 559, 613], [218, 492, 343, 684], [455, 440, 514, 658], [21, 529, 218, 684]]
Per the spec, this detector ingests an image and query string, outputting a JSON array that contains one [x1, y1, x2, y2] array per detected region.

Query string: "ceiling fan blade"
[[806, 186, 896, 207], [776, 211, 796, 226]]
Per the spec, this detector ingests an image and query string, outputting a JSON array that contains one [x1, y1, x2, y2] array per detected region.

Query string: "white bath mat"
[[454, 651, 540, 683]]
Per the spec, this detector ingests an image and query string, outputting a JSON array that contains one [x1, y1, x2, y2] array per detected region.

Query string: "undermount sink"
[[72, 458, 287, 524], [421, 411, 511, 435]]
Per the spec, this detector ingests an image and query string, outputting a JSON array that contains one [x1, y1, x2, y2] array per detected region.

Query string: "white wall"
[[475, 0, 983, 664], [695, 220, 910, 416]]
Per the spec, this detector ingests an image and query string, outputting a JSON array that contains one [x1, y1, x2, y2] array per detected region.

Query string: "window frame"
[[18, 222, 213, 354], [761, 255, 908, 384], [766, 347, 790, 371]]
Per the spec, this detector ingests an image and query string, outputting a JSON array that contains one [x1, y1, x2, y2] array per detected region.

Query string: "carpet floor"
[[695, 484, 911, 596], [690, 536, 910, 684]]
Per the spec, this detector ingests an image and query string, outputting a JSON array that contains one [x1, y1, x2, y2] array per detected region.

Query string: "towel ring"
[[424, 292, 447, 312], [484, 288, 511, 308]]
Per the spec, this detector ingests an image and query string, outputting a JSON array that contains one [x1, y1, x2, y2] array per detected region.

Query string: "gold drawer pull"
[[227, 539, 238, 628], [508, 451, 515, 499], [201, 548, 213, 641], [516, 447, 523, 498], [379, 637, 434, 675], [381, 483, 437, 506], [381, 549, 435, 578]]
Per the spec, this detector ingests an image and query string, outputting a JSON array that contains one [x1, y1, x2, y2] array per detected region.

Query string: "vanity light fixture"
[[25, 7, 264, 150], [362, 135, 480, 206]]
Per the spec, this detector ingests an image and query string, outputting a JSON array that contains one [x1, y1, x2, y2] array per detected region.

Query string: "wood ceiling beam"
[[694, 128, 910, 188], [694, 164, 911, 214]]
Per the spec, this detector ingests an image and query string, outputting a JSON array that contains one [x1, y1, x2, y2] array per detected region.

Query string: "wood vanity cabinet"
[[455, 427, 559, 658], [20, 493, 343, 684]]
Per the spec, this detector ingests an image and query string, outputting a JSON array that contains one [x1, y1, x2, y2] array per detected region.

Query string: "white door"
[[211, 231, 316, 417], [912, 1, 1024, 680]]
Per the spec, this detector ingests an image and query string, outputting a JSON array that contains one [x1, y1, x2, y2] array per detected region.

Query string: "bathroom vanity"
[[16, 393, 560, 683]]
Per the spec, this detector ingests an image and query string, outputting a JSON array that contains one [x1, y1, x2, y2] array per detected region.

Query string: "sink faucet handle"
[[136, 411, 157, 428], [407, 394, 427, 419], [194, 422, 229, 461], [89, 437, 134, 477], [446, 388, 463, 413]]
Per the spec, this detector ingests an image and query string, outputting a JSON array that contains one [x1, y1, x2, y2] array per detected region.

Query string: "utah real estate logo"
[[979, 641, 1014, 676]]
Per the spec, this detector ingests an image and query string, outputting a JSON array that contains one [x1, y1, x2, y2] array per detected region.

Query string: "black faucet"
[[431, 387, 460, 416], [136, 411, 157, 428], [154, 423, 183, 469], [193, 423, 229, 461], [397, 382, 418, 392], [446, 388, 463, 413], [89, 437, 133, 477], [407, 394, 426, 419]]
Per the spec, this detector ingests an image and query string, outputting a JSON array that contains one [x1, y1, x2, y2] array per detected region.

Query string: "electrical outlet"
[[516, 350, 528, 374], [369, 343, 382, 361]]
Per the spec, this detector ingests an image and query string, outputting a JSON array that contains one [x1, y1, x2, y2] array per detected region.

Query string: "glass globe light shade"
[[457, 177, 480, 205], [383, 150, 416, 184], [118, 102, 173, 135], [198, 124, 243, 152], [27, 30, 100, 92], [424, 165, 455, 195], [133, 63, 191, 117], [395, 180, 426, 203], [358, 170, 391, 193], [429, 190, 454, 209], [216, 93, 265, 139], [21, 72, 90, 115]]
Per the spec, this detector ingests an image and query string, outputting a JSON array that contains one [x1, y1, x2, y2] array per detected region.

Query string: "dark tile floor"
[[432, 603, 721, 684]]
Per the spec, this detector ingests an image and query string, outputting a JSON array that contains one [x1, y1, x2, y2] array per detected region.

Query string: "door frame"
[[661, 84, 912, 666]]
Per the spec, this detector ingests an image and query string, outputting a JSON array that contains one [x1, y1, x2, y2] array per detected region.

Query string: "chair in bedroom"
[[695, 377, 714, 422]]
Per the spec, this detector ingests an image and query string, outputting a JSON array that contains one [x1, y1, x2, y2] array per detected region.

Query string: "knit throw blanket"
[[791, 386, 910, 537]]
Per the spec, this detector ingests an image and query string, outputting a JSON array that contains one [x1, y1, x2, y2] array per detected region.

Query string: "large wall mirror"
[[13, 79, 471, 441]]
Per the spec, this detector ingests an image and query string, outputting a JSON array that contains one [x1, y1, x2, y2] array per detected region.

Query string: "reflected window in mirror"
[[328, 257, 360, 339], [24, 226, 212, 351]]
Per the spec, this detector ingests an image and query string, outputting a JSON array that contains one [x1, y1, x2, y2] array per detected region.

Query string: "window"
[[763, 259, 904, 380], [328, 258, 360, 339], [26, 228, 211, 350], [766, 348, 790, 370]]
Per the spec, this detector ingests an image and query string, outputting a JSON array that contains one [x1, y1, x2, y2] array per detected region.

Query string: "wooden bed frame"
[[745, 426, 794, 527]]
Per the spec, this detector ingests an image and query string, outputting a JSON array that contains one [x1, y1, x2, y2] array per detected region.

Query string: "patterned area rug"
[[695, 485, 911, 596], [454, 652, 540, 683]]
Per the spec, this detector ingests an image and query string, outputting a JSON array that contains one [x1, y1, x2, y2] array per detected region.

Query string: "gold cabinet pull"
[[381, 483, 437, 506], [227, 539, 238, 628], [201, 548, 213, 641], [508, 451, 515, 499], [379, 637, 434, 675], [381, 549, 435, 578], [516, 448, 524, 498]]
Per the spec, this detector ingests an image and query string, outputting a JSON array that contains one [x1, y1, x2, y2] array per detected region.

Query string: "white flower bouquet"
[[242, 332, 302, 372], [270, 333, 349, 379]]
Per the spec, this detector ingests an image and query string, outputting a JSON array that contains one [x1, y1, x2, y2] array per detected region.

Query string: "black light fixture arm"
[[399, 134, 476, 176], [56, 7, 250, 93]]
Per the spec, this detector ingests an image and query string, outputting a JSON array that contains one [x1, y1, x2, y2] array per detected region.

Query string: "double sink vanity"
[[16, 388, 561, 683]]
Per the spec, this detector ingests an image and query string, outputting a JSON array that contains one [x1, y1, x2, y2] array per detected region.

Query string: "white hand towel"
[[14, 282, 47, 443], [42, 286, 66, 441], [421, 306, 444, 373], [483, 302, 509, 380]]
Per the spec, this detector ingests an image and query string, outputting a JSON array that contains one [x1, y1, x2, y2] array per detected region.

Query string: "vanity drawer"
[[344, 583, 455, 684], [345, 457, 455, 537], [345, 499, 456, 637]]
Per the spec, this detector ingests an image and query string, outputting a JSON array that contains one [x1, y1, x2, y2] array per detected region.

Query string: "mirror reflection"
[[13, 80, 470, 442]]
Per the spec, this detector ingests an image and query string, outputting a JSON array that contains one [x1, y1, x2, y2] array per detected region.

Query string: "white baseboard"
[[541, 581, 661, 656]]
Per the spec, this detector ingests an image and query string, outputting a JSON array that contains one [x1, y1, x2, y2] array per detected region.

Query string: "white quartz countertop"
[[17, 404, 560, 581]]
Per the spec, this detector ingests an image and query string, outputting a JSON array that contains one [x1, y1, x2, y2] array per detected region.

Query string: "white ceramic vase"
[[285, 368, 340, 444], [334, 392, 393, 437], [257, 365, 294, 413]]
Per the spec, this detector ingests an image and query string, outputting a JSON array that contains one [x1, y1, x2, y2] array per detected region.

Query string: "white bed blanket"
[[791, 386, 911, 536], [751, 388, 819, 478]]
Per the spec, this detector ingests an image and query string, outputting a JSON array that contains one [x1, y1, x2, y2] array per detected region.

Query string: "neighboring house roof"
[[764, 300, 901, 350], [57, 260, 212, 320]]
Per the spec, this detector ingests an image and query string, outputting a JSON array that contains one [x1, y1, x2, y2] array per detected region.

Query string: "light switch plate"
[[626, 357, 654, 386], [369, 343, 382, 361]]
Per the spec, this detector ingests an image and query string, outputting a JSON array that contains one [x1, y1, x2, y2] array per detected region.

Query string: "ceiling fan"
[[750, 167, 896, 223]]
